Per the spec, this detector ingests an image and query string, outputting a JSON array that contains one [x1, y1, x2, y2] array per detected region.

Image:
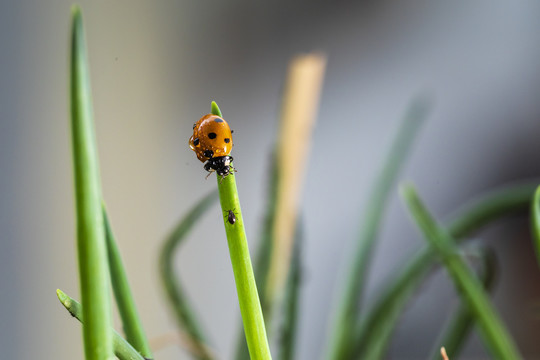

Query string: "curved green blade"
[[159, 191, 218, 359], [401, 184, 521, 360]]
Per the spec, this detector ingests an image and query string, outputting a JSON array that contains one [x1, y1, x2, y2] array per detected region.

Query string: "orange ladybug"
[[189, 114, 234, 177]]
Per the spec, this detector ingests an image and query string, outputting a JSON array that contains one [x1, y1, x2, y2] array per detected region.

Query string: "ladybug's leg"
[[204, 161, 216, 180], [205, 170, 215, 180], [229, 157, 236, 172], [227, 163, 237, 174]]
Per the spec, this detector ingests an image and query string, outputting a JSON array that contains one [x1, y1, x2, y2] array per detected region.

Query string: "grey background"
[[2, 0, 540, 359]]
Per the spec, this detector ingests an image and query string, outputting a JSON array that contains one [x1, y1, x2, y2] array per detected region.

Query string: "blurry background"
[[2, 0, 540, 359]]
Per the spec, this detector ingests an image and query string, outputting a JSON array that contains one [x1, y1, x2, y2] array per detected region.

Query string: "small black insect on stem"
[[226, 209, 236, 225]]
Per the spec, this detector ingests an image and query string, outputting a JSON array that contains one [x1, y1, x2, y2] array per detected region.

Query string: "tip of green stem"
[[534, 185, 540, 209], [70, 4, 84, 54], [71, 4, 82, 21], [56, 289, 69, 306], [211, 101, 223, 117], [412, 93, 433, 110], [399, 182, 415, 198], [531, 186, 540, 267]]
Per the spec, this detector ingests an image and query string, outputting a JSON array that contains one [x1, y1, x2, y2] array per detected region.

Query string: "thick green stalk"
[[57, 289, 144, 360], [103, 206, 153, 359], [217, 170, 271, 360], [70, 6, 113, 360], [429, 247, 497, 359], [530, 185, 540, 267], [159, 191, 218, 360], [352, 182, 535, 359], [326, 97, 429, 360], [401, 184, 521, 360]]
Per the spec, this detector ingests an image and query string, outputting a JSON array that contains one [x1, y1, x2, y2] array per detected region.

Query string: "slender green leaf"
[[57, 289, 145, 360], [159, 191, 218, 360], [530, 185, 540, 267], [326, 97, 430, 360], [430, 247, 497, 359], [401, 184, 521, 360], [352, 182, 534, 359], [70, 6, 113, 360], [214, 102, 271, 360], [278, 223, 303, 360], [103, 206, 153, 359]]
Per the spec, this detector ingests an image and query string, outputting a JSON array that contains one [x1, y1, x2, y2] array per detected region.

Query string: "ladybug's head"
[[216, 165, 231, 177], [203, 155, 235, 178]]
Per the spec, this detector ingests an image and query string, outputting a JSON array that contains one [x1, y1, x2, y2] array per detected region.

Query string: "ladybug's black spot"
[[193, 138, 199, 146], [192, 123, 196, 129], [208, 132, 217, 139], [224, 138, 230, 143], [204, 149, 214, 158], [214, 118, 224, 123]]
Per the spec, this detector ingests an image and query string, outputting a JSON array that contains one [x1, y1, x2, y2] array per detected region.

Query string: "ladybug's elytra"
[[189, 114, 234, 178]]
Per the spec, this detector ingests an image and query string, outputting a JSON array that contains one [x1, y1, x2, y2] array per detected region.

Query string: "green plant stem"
[[70, 6, 113, 360], [254, 155, 279, 316], [430, 247, 497, 360], [210, 101, 271, 359], [159, 191, 218, 360], [217, 170, 272, 360], [278, 224, 303, 360], [530, 185, 540, 267], [401, 184, 521, 360], [103, 206, 153, 359], [57, 289, 145, 360], [326, 97, 429, 360], [352, 182, 535, 359]]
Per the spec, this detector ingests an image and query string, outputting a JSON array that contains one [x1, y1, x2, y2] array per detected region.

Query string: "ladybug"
[[189, 114, 234, 178]]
